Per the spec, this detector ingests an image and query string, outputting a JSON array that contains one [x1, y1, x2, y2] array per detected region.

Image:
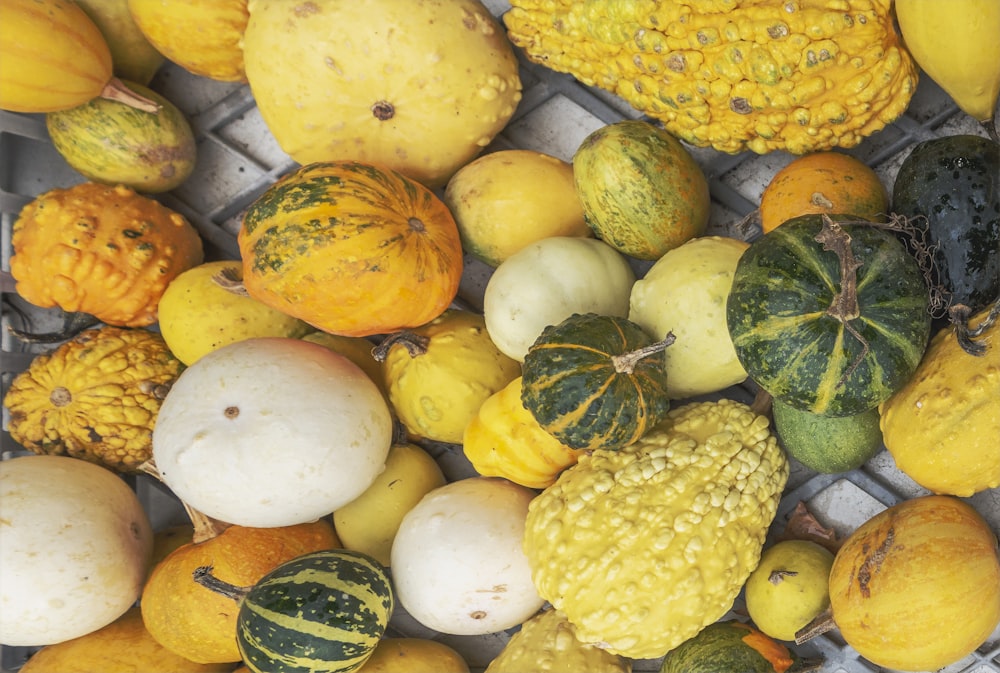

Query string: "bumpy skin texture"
[[504, 0, 917, 154], [523, 399, 788, 659], [2, 327, 183, 473]]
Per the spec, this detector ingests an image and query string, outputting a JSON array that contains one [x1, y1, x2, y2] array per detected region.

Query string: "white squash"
[[152, 337, 393, 528], [0, 455, 153, 646], [483, 237, 636, 362], [390, 477, 544, 636]]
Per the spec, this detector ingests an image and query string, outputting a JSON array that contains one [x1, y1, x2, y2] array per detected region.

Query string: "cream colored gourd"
[[483, 236, 636, 362], [152, 337, 392, 528], [0, 455, 153, 646], [241, 0, 522, 188]]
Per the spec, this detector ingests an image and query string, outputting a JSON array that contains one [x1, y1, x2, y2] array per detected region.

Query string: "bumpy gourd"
[[523, 398, 788, 659], [2, 326, 183, 473], [504, 0, 916, 154], [10, 182, 204, 327]]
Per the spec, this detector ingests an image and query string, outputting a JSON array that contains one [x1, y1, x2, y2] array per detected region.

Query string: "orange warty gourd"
[[238, 161, 464, 337]]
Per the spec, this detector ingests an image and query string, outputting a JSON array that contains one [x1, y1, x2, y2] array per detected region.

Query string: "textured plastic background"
[[2, 3, 998, 672]]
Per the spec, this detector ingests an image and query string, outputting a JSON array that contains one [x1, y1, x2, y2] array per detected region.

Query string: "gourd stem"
[[192, 565, 252, 602], [100, 77, 161, 113], [372, 331, 429, 362], [950, 296, 1000, 356], [610, 332, 675, 374], [815, 215, 869, 385], [794, 605, 836, 645], [211, 268, 250, 297], [136, 461, 230, 542]]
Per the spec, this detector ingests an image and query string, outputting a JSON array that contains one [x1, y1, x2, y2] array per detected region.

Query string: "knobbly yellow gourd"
[[504, 0, 917, 154], [522, 399, 788, 659]]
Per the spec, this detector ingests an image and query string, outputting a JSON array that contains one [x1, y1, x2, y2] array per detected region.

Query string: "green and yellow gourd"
[[660, 620, 821, 673]]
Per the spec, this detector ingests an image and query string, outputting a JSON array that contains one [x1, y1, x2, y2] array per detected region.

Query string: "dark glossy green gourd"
[[659, 620, 822, 673]]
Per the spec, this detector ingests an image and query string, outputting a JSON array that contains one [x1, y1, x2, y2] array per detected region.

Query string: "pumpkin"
[[152, 337, 393, 528], [572, 120, 710, 260], [726, 214, 931, 416], [375, 309, 521, 444], [141, 518, 340, 665], [823, 495, 1000, 671], [520, 312, 673, 451], [483, 236, 636, 362], [390, 478, 544, 636], [878, 303, 1000, 496], [241, 0, 521, 188], [127, 0, 249, 82], [46, 80, 197, 193], [503, 0, 917, 155], [73, 0, 164, 85], [659, 620, 820, 673], [759, 151, 889, 234], [9, 182, 205, 327], [18, 607, 233, 673], [0, 0, 158, 113], [357, 638, 469, 673], [2, 326, 183, 473], [522, 399, 788, 659], [463, 376, 585, 490], [0, 455, 153, 646], [238, 161, 464, 337]]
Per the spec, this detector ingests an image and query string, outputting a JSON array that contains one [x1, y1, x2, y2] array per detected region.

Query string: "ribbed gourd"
[[504, 0, 917, 155], [522, 399, 788, 659]]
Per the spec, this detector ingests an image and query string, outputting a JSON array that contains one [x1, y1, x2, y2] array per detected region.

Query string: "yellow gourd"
[[357, 638, 470, 673]]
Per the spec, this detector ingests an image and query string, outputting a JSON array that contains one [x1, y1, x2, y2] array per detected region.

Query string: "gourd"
[[18, 607, 234, 673], [390, 478, 544, 636], [127, 0, 249, 82], [357, 638, 470, 673], [572, 120, 710, 260], [484, 608, 630, 673], [74, 0, 164, 85], [0, 455, 153, 646], [301, 331, 389, 402], [0, 0, 158, 113], [2, 326, 183, 473], [241, 0, 522, 188], [375, 309, 521, 444], [878, 303, 1000, 496], [659, 620, 821, 673], [238, 161, 464, 338], [522, 399, 788, 659], [483, 236, 636, 362], [46, 80, 197, 193], [628, 235, 749, 398], [726, 214, 931, 416], [152, 337, 393, 528], [819, 495, 1000, 671], [504, 0, 917, 155], [771, 399, 882, 474], [141, 518, 339, 664], [520, 313, 673, 451], [463, 377, 585, 490], [9, 182, 205, 327]]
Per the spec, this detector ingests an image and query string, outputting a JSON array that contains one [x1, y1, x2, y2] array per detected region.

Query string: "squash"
[[628, 235, 749, 398], [484, 607, 630, 673], [520, 312, 673, 451], [3, 326, 183, 473], [522, 399, 788, 659], [659, 620, 820, 673], [46, 80, 197, 193], [127, 0, 249, 82], [152, 337, 393, 528], [301, 331, 388, 402], [823, 495, 1000, 671], [463, 376, 585, 490], [771, 399, 882, 474], [878, 303, 1000, 496], [0, 455, 153, 646], [18, 607, 233, 673], [0, 0, 158, 113], [141, 518, 339, 665], [9, 182, 204, 328], [74, 0, 164, 85], [390, 477, 544, 636], [238, 161, 464, 338], [572, 120, 710, 260], [357, 638, 469, 673], [504, 0, 917, 155], [726, 214, 931, 416], [241, 0, 521, 188], [375, 309, 521, 444], [483, 236, 636, 362]]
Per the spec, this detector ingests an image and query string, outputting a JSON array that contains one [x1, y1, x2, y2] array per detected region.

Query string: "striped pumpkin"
[[237, 550, 394, 673]]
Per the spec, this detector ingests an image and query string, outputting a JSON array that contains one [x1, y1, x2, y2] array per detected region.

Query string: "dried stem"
[[100, 77, 161, 113], [610, 332, 675, 374], [192, 566, 252, 602], [372, 331, 429, 362]]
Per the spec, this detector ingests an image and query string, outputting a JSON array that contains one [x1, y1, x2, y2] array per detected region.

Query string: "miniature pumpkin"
[[238, 161, 464, 337], [660, 620, 819, 673], [9, 182, 204, 327], [2, 326, 183, 473]]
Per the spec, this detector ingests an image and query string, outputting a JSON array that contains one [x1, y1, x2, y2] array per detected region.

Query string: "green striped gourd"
[[237, 549, 394, 673], [726, 214, 930, 416]]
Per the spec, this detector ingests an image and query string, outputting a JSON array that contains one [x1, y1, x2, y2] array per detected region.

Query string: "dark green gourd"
[[659, 620, 822, 673]]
